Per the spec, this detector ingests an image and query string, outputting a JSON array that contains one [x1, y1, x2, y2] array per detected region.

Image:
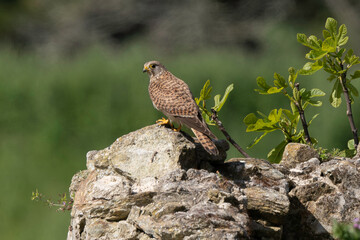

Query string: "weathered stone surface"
[[67, 125, 359, 240], [86, 124, 228, 180], [283, 158, 360, 239], [67, 167, 251, 239], [280, 143, 319, 168], [244, 186, 289, 224]]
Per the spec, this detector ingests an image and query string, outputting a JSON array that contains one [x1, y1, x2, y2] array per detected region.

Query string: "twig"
[[339, 63, 359, 148], [294, 83, 312, 144], [211, 109, 251, 158]]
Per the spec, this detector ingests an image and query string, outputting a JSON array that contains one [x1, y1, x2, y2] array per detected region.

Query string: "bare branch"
[[211, 109, 251, 158], [294, 83, 312, 144], [339, 63, 359, 148]]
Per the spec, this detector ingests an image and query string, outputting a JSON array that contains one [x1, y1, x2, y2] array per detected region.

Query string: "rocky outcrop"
[[67, 124, 360, 240], [283, 157, 360, 239]]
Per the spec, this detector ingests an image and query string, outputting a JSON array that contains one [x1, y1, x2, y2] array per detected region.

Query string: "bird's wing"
[[149, 72, 216, 139], [149, 72, 198, 117]]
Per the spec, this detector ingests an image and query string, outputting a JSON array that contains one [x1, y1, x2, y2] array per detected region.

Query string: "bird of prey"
[[143, 60, 219, 155]]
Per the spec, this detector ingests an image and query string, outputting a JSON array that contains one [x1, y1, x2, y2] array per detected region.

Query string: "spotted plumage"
[[143, 60, 219, 155]]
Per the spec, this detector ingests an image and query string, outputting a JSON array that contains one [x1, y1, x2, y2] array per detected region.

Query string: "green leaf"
[[308, 35, 321, 50], [325, 17, 337, 36], [322, 30, 331, 39], [268, 109, 282, 123], [214, 94, 220, 107], [336, 48, 346, 58], [297, 34, 321, 50], [344, 49, 354, 64], [283, 109, 299, 125], [288, 67, 298, 87], [205, 86, 212, 100], [195, 97, 200, 105], [244, 110, 283, 132], [330, 80, 343, 107], [257, 111, 268, 119], [247, 132, 268, 148], [349, 55, 360, 66], [297, 33, 309, 47], [267, 86, 283, 94], [306, 50, 327, 60], [351, 70, 360, 80], [213, 83, 234, 112], [337, 24, 348, 46], [308, 113, 319, 126], [245, 118, 278, 132], [290, 101, 297, 114], [306, 99, 322, 107], [198, 80, 212, 103], [267, 140, 287, 163], [202, 111, 215, 126], [347, 139, 355, 150], [298, 61, 323, 75], [323, 67, 337, 75], [293, 87, 300, 101], [310, 88, 326, 98], [327, 74, 337, 82], [273, 72, 287, 88], [338, 36, 349, 47], [243, 113, 258, 125], [322, 37, 337, 52], [346, 82, 359, 97], [255, 76, 271, 93]]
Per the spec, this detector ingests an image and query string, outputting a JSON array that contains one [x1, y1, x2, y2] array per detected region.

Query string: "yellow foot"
[[173, 125, 182, 132], [156, 117, 170, 126]]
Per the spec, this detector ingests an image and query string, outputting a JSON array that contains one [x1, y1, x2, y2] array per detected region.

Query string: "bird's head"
[[143, 61, 166, 77]]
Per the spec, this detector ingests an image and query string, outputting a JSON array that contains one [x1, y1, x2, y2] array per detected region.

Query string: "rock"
[[216, 158, 290, 237], [67, 167, 251, 239], [67, 125, 358, 240], [244, 186, 289, 224], [283, 158, 360, 239], [86, 124, 228, 180], [280, 143, 319, 168]]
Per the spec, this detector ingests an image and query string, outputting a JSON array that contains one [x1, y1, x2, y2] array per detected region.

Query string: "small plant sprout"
[[195, 80, 250, 157], [31, 189, 73, 212], [333, 218, 360, 240]]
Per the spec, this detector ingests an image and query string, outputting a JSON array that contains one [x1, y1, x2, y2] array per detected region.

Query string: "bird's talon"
[[173, 126, 182, 132], [156, 118, 170, 126]]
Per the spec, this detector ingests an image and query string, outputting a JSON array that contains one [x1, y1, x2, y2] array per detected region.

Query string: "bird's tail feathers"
[[191, 128, 219, 155]]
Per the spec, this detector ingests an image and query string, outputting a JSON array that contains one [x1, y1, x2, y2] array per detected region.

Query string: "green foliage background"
[[0, 25, 359, 239]]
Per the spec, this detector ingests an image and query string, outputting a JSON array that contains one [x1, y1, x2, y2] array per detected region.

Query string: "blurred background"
[[1, 0, 360, 239]]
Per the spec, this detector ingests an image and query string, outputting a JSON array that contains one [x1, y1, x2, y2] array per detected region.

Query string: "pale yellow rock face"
[[280, 143, 319, 168]]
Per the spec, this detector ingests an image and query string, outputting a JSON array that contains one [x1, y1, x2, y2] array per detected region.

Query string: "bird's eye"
[[150, 64, 156, 69]]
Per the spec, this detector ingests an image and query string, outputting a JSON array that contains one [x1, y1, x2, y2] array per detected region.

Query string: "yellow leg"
[[156, 117, 181, 131], [173, 125, 182, 132], [156, 117, 171, 126]]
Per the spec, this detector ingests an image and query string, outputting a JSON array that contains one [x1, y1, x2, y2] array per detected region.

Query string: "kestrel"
[[143, 60, 219, 155]]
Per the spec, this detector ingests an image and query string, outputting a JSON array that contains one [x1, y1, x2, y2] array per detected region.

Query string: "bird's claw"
[[156, 118, 181, 131], [173, 125, 182, 132], [156, 117, 170, 126]]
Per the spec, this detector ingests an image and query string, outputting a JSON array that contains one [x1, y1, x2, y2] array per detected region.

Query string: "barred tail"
[[191, 128, 219, 155]]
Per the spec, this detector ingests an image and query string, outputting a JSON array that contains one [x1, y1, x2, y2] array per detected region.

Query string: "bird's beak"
[[143, 66, 149, 73]]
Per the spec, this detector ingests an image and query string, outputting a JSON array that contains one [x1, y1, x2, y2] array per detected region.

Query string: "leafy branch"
[[244, 69, 324, 162], [195, 80, 250, 158], [297, 17, 360, 148]]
